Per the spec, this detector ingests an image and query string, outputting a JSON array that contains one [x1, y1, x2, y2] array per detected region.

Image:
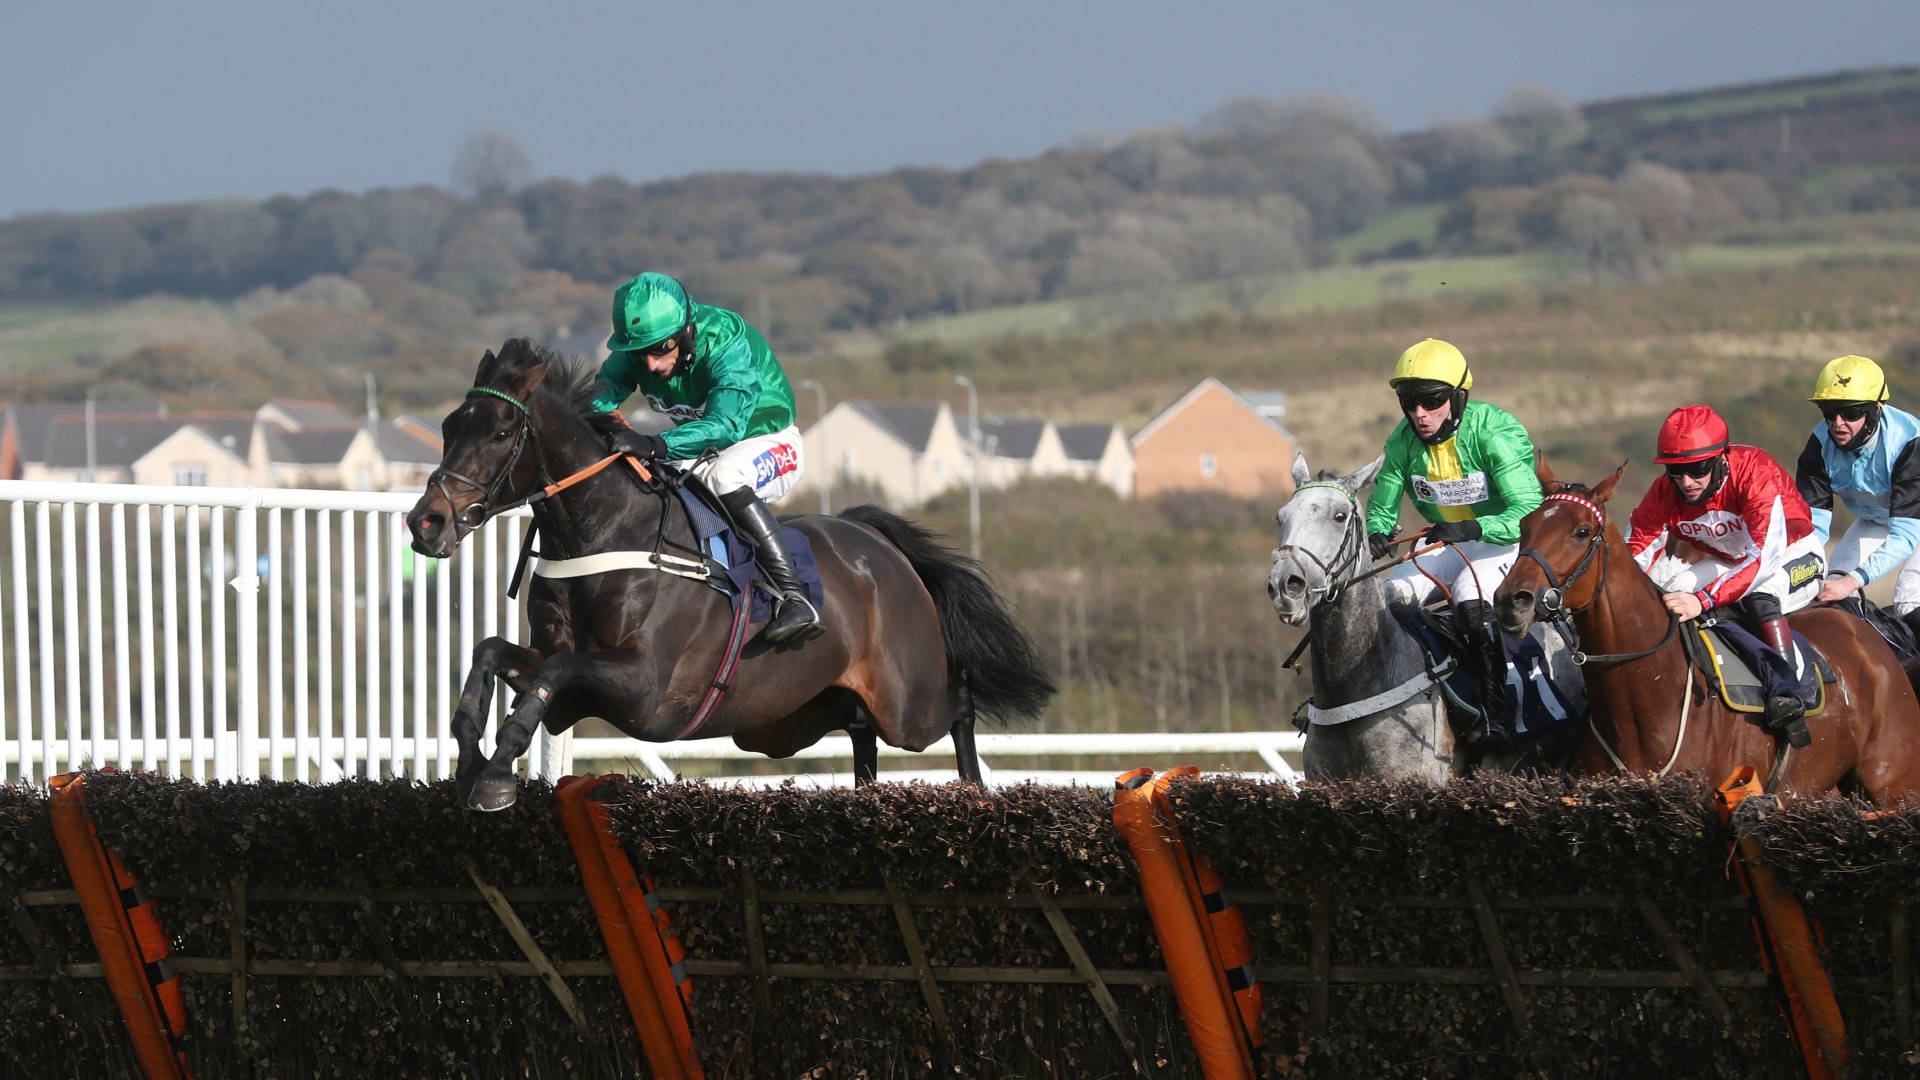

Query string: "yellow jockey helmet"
[[1389, 338, 1473, 391], [1809, 354, 1889, 404]]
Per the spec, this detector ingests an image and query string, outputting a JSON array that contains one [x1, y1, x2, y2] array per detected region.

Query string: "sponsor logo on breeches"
[[754, 443, 799, 488], [1784, 551, 1822, 590]]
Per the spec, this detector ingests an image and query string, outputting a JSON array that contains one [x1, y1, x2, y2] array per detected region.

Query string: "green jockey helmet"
[[607, 273, 694, 354]]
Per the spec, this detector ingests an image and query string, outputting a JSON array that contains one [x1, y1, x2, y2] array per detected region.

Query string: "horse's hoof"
[[467, 777, 518, 812]]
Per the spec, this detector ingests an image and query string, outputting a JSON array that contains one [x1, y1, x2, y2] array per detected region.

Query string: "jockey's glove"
[[1425, 519, 1482, 545], [1368, 532, 1394, 560], [610, 429, 669, 462]]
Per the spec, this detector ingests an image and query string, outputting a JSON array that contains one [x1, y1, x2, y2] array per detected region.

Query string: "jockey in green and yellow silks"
[[1364, 338, 1544, 742]]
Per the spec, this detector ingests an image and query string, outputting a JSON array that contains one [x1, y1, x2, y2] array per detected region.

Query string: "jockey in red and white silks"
[[1625, 443, 1825, 616]]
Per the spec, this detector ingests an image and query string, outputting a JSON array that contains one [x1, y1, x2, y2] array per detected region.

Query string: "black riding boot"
[[1455, 599, 1514, 746], [1758, 616, 1811, 748], [720, 488, 824, 645]]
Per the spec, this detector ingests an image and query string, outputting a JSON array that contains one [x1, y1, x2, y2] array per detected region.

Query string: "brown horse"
[[404, 339, 1054, 809], [1492, 460, 1920, 803]]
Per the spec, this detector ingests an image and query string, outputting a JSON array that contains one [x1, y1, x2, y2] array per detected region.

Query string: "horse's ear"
[[1291, 452, 1311, 490], [1534, 450, 1557, 487], [1592, 462, 1628, 504], [1342, 453, 1385, 496], [492, 338, 553, 397], [473, 348, 501, 385]]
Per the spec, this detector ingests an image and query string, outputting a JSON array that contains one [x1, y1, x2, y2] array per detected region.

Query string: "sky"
[[4, 1, 1917, 220]]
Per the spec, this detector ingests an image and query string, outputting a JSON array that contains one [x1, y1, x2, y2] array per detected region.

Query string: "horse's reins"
[[1523, 491, 1693, 777]]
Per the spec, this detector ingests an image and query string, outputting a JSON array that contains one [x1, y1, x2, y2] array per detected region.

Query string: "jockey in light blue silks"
[[1795, 353, 1920, 640]]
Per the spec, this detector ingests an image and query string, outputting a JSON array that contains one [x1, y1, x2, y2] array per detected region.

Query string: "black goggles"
[[1663, 458, 1718, 480], [1398, 388, 1453, 412], [1818, 402, 1875, 423], [640, 338, 680, 357]]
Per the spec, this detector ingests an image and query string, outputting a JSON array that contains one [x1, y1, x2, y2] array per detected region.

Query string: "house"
[[375, 417, 444, 490], [974, 418, 1071, 487], [1058, 423, 1135, 498], [27, 415, 254, 486], [791, 400, 969, 508], [252, 425, 385, 490], [1130, 378, 1299, 499], [0, 401, 169, 479], [256, 399, 357, 431]]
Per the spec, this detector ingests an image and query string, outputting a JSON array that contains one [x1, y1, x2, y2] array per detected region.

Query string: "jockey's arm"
[[1795, 432, 1834, 543], [1467, 421, 1543, 546], [590, 354, 643, 414], [657, 336, 759, 458], [1363, 438, 1410, 540]]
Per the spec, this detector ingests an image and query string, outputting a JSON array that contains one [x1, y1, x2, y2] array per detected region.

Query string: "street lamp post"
[[953, 374, 980, 560], [796, 379, 829, 515]]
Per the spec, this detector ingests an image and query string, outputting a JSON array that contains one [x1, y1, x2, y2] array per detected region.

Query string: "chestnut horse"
[[405, 339, 1054, 809], [1493, 461, 1920, 803]]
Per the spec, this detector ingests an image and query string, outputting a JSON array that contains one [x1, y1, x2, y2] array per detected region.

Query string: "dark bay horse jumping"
[[405, 339, 1054, 810], [1493, 460, 1920, 803]]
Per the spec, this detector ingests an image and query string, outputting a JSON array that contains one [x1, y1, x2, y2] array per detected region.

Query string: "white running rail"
[[0, 480, 1302, 788]]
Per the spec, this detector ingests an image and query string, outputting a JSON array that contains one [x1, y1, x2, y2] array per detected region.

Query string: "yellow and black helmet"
[[1389, 338, 1473, 391], [1809, 354, 1889, 404]]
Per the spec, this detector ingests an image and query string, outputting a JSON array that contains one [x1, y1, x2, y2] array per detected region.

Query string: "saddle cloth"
[[1683, 618, 1831, 716], [673, 484, 825, 624], [1392, 606, 1584, 739]]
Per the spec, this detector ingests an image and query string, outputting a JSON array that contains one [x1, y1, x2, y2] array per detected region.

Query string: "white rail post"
[[232, 499, 261, 781]]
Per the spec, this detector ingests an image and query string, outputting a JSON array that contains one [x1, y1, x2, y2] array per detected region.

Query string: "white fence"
[[0, 480, 1302, 788]]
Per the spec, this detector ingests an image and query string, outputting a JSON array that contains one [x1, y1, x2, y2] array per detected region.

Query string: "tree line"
[[7, 73, 1916, 355]]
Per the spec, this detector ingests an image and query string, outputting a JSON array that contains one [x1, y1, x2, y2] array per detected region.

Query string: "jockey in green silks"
[[593, 272, 823, 644]]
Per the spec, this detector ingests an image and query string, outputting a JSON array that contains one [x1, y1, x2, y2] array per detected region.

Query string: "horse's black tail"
[[840, 505, 1055, 726]]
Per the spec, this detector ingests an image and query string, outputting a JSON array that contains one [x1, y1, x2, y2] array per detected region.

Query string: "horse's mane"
[[499, 338, 627, 440]]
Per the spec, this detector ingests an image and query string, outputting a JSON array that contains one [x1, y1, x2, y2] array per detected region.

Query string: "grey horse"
[[1267, 452, 1585, 780]]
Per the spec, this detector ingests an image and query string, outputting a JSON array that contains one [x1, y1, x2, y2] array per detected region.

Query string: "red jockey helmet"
[[1653, 404, 1731, 464]]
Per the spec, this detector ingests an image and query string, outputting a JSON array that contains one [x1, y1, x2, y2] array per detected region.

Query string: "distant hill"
[[2, 65, 1918, 417]]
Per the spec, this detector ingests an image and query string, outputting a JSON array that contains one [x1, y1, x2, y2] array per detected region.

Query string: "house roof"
[[264, 427, 360, 466], [1130, 377, 1296, 447], [44, 416, 253, 469], [849, 402, 939, 452], [374, 420, 441, 465], [1057, 423, 1118, 462], [978, 417, 1047, 460], [260, 399, 356, 430], [1238, 390, 1288, 421], [9, 401, 169, 465]]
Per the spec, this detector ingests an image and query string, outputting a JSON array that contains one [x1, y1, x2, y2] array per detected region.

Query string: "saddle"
[[1390, 604, 1584, 741], [1680, 617, 1832, 718], [671, 472, 825, 623]]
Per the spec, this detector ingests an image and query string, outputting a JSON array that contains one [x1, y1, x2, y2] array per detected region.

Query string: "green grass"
[[1331, 204, 1443, 264], [853, 233, 1920, 355], [1641, 69, 1920, 124]]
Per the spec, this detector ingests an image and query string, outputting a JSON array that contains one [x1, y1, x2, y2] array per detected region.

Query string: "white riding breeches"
[[675, 425, 805, 504], [1829, 519, 1920, 616], [1649, 532, 1826, 615], [1385, 540, 1517, 606]]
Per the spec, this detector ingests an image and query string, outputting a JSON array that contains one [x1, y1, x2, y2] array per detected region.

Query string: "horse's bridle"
[[1274, 481, 1366, 609], [426, 386, 543, 538], [1517, 491, 1677, 666]]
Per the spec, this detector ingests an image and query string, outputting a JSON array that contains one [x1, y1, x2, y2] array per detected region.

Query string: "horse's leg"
[[850, 723, 877, 786], [453, 637, 544, 805], [951, 673, 983, 785], [469, 649, 656, 812]]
